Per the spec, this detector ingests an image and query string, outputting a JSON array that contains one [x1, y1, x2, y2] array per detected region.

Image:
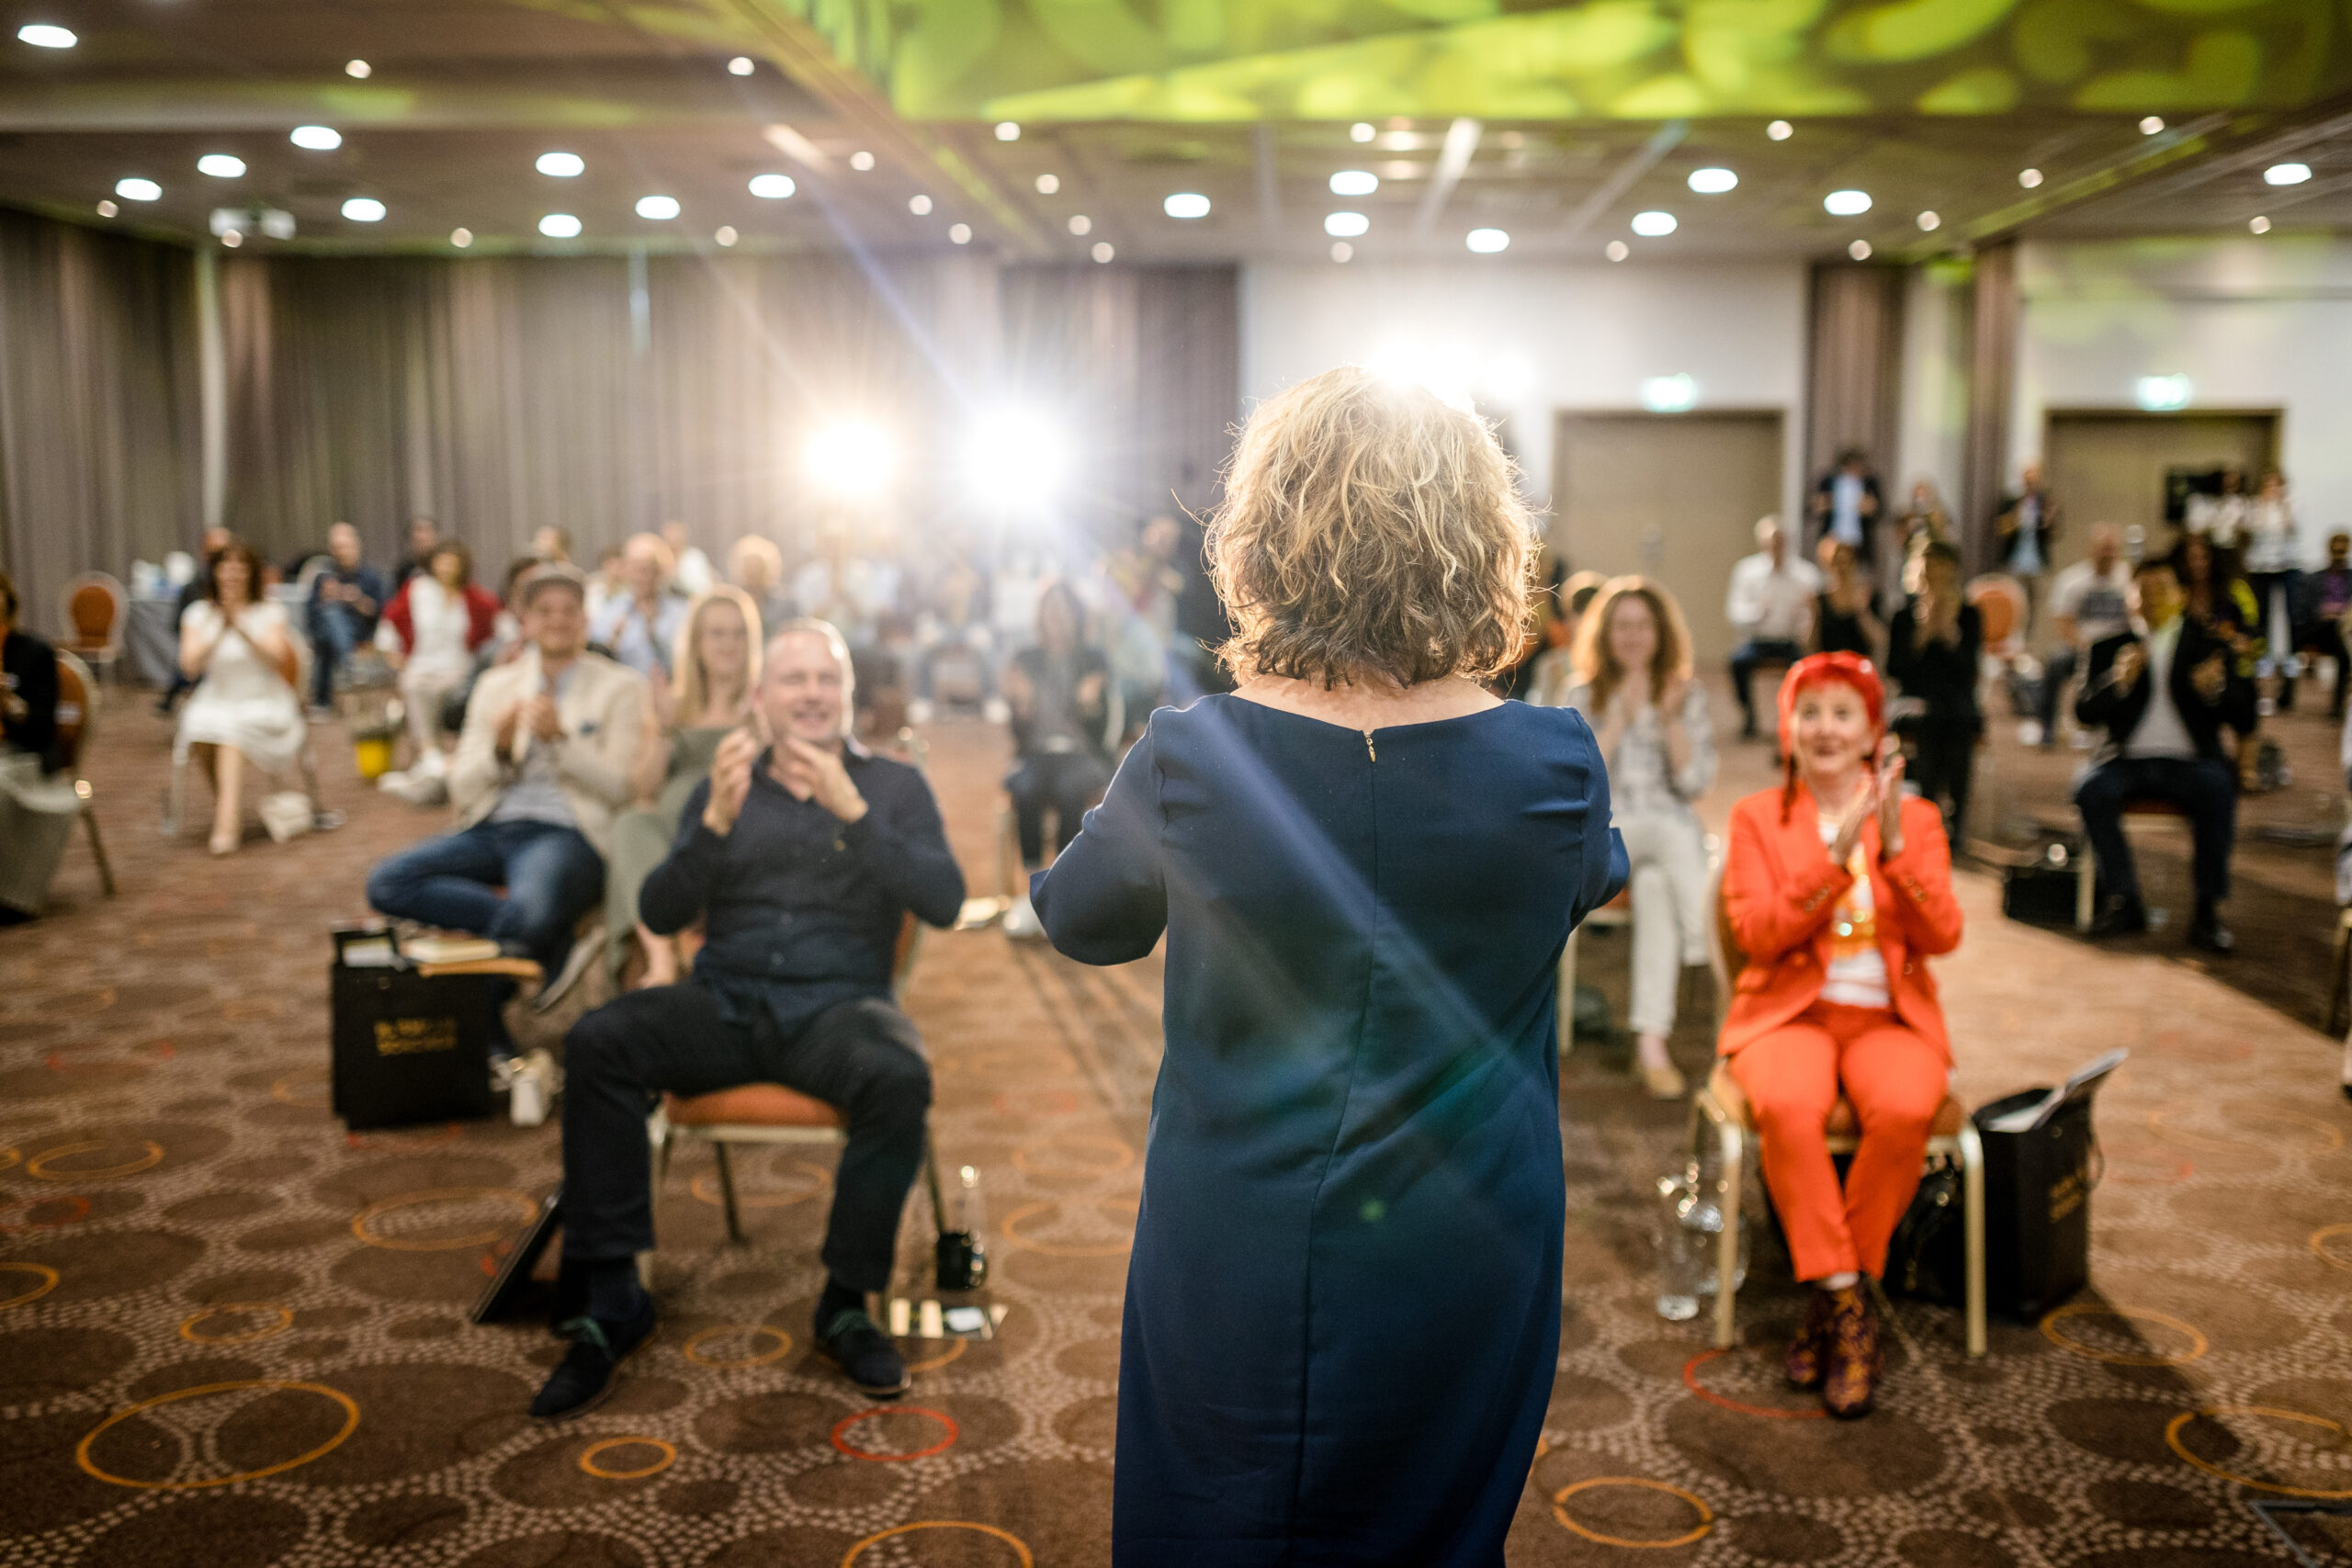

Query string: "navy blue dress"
[[1034, 694, 1626, 1565]]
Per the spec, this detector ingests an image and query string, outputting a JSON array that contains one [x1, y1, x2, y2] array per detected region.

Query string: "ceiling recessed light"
[[17, 23, 74, 47], [748, 175, 796, 202], [538, 212, 582, 238], [1329, 169, 1379, 197], [1068, 214, 1091, 235], [345, 59, 369, 78], [342, 197, 385, 222], [115, 177, 161, 202], [1091, 241, 1114, 263], [450, 228, 472, 247], [949, 222, 972, 244], [1917, 209, 1940, 231], [1324, 210, 1368, 237], [727, 55, 754, 75], [1330, 242, 1353, 263], [290, 125, 341, 152], [1605, 240, 1629, 261], [1824, 188, 1871, 216], [909, 194, 932, 216], [636, 195, 680, 220], [2140, 116, 2165, 135], [849, 151, 876, 172], [537, 151, 584, 178], [2264, 162, 2312, 186], [2018, 167, 2043, 188], [1465, 227, 1510, 254], [1631, 209, 1677, 236], [1164, 192, 1210, 219], [220, 230, 242, 247], [1767, 119, 1793, 141], [994, 121, 1020, 141], [1687, 167, 1737, 194], [1035, 174, 1059, 195], [1351, 122, 1376, 143], [715, 225, 738, 246], [198, 154, 245, 178], [2249, 215, 2272, 233], [95, 198, 117, 218], [1849, 239, 1872, 259]]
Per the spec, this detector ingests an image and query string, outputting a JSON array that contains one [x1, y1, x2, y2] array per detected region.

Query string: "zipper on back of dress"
[[1362, 728, 1376, 761]]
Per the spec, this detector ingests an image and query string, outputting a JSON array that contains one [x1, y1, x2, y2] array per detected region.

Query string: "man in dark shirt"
[[2074, 559, 2255, 951], [307, 522, 387, 713], [532, 619, 965, 1420]]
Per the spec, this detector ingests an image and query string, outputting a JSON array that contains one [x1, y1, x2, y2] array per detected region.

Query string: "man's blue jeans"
[[366, 818, 605, 975], [308, 602, 368, 707]]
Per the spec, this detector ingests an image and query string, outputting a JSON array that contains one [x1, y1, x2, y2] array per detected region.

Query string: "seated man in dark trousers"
[[2075, 559, 2255, 953], [532, 618, 966, 1420], [367, 564, 643, 1005]]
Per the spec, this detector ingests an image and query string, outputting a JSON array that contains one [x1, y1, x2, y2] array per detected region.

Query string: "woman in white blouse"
[[378, 539, 499, 794], [177, 539, 306, 855], [1553, 577, 1717, 1097]]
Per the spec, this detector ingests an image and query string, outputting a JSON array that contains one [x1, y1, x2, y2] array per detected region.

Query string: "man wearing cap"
[[367, 563, 646, 1007]]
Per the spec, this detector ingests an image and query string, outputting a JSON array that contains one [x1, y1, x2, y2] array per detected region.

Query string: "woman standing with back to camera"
[[1035, 367, 1627, 1564]]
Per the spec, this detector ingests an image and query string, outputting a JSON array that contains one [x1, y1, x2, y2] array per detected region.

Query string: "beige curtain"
[[0, 209, 202, 637]]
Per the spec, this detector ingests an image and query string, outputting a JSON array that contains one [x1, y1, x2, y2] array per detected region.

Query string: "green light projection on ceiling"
[[770, 0, 2348, 121]]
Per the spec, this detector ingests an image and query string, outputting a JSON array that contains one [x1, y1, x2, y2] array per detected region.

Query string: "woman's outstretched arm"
[[1034, 724, 1167, 965]]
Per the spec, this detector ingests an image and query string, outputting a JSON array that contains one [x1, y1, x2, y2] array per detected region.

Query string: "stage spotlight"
[[537, 151, 585, 178], [806, 423, 894, 498], [964, 412, 1072, 511]]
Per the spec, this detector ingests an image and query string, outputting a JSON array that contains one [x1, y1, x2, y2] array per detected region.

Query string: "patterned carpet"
[[3, 693, 2348, 1567]]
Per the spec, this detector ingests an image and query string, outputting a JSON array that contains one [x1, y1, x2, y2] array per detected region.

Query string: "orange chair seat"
[[663, 1083, 843, 1130], [1708, 1062, 1966, 1140]]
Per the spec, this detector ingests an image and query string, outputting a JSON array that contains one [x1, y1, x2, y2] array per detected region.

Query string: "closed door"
[[2042, 412, 2278, 579], [1554, 412, 1785, 662]]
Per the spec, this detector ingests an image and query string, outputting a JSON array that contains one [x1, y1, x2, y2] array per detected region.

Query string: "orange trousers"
[[1726, 1001, 1946, 1282]]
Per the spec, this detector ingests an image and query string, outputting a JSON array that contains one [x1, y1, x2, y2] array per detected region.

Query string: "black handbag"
[[1884, 1161, 1966, 1307], [330, 925, 503, 1130], [1973, 1088, 2100, 1320]]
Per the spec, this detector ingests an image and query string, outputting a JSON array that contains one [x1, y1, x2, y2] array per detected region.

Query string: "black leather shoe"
[[817, 1307, 910, 1399], [2088, 894, 2148, 937], [2188, 911, 2234, 954], [530, 1292, 657, 1420]]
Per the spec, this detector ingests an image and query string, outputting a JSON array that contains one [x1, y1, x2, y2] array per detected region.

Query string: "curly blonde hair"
[[1207, 366, 1534, 688]]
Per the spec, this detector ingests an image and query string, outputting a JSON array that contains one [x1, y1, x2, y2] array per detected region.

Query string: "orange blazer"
[[1716, 784, 1964, 1062]]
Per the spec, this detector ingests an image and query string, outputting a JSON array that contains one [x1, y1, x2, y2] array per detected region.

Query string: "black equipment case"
[[329, 925, 509, 1130]]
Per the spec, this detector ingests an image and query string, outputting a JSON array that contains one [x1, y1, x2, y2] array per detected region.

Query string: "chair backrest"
[[62, 573, 125, 646], [1965, 574, 2024, 649], [1708, 862, 1747, 996], [53, 648, 96, 773]]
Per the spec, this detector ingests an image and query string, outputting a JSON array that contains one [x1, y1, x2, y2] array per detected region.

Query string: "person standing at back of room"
[[1032, 365, 1628, 1566]]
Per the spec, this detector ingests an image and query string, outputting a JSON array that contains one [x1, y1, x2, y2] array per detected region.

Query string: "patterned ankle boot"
[[1820, 1283, 1883, 1419], [1784, 1287, 1838, 1389]]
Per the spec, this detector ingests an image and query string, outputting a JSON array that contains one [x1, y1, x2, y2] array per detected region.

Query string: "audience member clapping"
[[1526, 569, 1605, 708], [1555, 576, 1715, 1098], [1885, 541, 1982, 841], [366, 564, 646, 1007], [306, 522, 386, 716], [608, 587, 761, 987], [1725, 516, 1819, 740], [2036, 523, 2132, 749], [1000, 581, 1113, 940], [726, 534, 796, 639], [1814, 537, 1882, 660], [377, 540, 501, 805], [662, 521, 715, 597], [590, 533, 687, 683], [177, 539, 308, 856]]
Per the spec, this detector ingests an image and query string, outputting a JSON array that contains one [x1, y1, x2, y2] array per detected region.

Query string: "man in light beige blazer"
[[368, 564, 646, 1005]]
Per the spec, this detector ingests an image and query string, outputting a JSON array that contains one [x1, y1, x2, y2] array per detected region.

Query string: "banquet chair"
[[51, 649, 116, 897], [1693, 869, 1985, 1355], [58, 573, 125, 685]]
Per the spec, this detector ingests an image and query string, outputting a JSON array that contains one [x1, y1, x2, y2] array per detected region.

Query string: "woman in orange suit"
[[1719, 651, 1963, 1417]]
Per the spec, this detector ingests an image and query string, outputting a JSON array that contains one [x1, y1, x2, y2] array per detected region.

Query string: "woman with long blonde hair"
[[1033, 366, 1627, 1562], [606, 585, 762, 984], [1555, 576, 1715, 1096]]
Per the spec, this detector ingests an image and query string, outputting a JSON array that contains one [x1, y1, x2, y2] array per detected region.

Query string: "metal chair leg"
[[1959, 1123, 1987, 1358], [81, 805, 116, 897], [2075, 854, 2096, 931], [712, 1142, 747, 1246], [1713, 1117, 1743, 1349]]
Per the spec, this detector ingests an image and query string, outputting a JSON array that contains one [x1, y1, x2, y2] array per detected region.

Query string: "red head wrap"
[[1776, 651, 1884, 752]]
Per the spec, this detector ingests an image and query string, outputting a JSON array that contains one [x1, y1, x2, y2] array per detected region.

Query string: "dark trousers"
[[1729, 639, 1805, 733], [2074, 755, 2237, 905], [1008, 750, 1112, 865], [560, 985, 931, 1292], [366, 818, 604, 975], [2288, 615, 2346, 716], [307, 603, 366, 707], [1905, 722, 1977, 843]]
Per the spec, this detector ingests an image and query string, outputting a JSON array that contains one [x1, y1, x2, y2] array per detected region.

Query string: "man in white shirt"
[[2073, 559, 2256, 951], [2037, 523, 2133, 748], [1724, 516, 1821, 739]]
